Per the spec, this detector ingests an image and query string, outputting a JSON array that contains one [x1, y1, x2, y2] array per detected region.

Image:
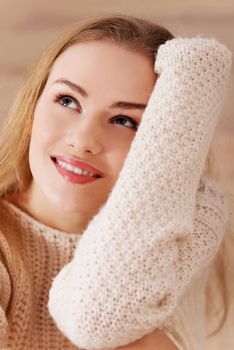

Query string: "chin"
[[47, 191, 99, 215]]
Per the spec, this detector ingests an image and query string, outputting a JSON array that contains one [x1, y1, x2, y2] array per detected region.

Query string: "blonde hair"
[[0, 13, 233, 337]]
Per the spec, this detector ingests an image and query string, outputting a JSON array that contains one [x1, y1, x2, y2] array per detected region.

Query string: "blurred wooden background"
[[0, 0, 233, 348]]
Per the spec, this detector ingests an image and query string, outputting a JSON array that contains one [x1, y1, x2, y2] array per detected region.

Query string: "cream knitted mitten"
[[48, 37, 232, 349]]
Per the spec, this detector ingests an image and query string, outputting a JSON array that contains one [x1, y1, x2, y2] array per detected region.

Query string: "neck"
[[6, 190, 92, 234]]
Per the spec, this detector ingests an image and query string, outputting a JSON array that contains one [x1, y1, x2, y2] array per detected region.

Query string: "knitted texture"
[[0, 177, 229, 350], [0, 200, 83, 349], [47, 37, 232, 349]]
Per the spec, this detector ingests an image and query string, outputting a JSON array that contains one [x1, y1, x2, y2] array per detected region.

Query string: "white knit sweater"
[[0, 182, 229, 350], [47, 37, 232, 349], [0, 37, 232, 350]]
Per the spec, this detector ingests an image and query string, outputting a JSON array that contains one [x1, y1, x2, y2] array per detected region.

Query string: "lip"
[[52, 160, 99, 184], [51, 155, 105, 177]]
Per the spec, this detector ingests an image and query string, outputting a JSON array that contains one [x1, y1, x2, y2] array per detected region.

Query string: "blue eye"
[[55, 94, 139, 131], [112, 115, 139, 131], [55, 93, 80, 110]]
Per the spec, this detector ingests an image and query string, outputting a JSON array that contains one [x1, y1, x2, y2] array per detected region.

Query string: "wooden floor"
[[0, 1, 233, 349]]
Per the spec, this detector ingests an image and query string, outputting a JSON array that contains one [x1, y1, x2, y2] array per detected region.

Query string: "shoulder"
[[0, 198, 20, 280]]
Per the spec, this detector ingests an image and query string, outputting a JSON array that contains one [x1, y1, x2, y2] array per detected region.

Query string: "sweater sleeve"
[[48, 37, 232, 349], [0, 235, 11, 349]]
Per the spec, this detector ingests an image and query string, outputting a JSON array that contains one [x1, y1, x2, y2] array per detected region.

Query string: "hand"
[[114, 329, 178, 350]]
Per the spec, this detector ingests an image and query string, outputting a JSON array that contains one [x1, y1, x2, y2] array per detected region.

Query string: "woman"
[[0, 14, 232, 350]]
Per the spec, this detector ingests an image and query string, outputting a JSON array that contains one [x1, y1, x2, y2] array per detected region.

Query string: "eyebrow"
[[53, 78, 147, 110]]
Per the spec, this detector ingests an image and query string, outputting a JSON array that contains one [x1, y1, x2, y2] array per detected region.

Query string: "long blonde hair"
[[0, 14, 233, 337]]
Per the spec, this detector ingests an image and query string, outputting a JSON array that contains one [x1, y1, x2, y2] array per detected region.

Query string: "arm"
[[116, 175, 229, 350], [48, 37, 232, 350]]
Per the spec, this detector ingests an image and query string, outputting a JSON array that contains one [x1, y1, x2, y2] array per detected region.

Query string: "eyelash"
[[54, 92, 139, 131]]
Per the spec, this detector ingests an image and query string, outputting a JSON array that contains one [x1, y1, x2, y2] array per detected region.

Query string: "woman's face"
[[27, 41, 156, 230]]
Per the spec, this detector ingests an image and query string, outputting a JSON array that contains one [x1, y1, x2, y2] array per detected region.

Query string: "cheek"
[[30, 102, 63, 149], [110, 141, 133, 179]]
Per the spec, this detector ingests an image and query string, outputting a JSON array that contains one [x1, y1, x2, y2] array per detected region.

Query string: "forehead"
[[47, 41, 156, 99]]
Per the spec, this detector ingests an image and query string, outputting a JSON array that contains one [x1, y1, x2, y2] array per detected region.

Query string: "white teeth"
[[66, 164, 73, 171], [74, 167, 83, 175], [56, 160, 96, 177]]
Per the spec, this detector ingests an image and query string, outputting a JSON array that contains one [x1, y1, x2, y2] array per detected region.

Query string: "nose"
[[66, 113, 103, 155]]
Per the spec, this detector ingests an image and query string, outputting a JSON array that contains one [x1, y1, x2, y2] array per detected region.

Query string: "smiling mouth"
[[50, 156, 102, 184], [51, 156, 102, 177]]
